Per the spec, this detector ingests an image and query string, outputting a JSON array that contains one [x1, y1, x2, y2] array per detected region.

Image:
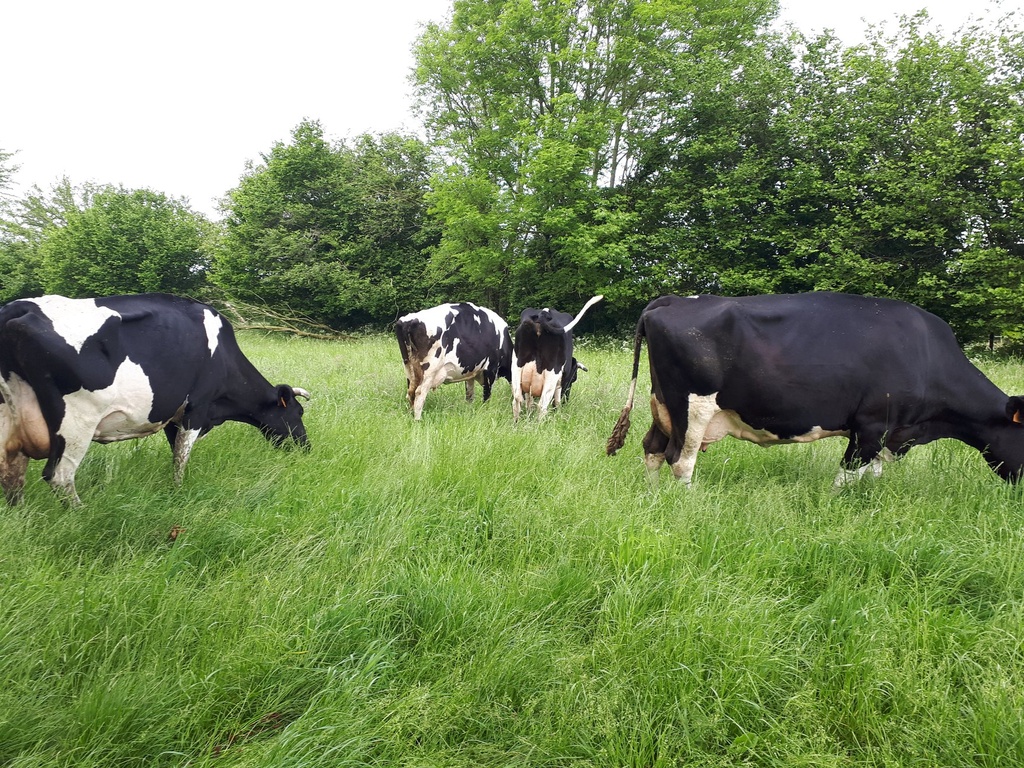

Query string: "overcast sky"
[[2, 0, 1016, 218]]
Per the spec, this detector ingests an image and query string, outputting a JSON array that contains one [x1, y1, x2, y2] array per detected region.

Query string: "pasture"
[[2, 332, 1024, 767]]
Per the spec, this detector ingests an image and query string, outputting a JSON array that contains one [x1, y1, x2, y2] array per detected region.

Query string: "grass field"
[[2, 332, 1024, 767]]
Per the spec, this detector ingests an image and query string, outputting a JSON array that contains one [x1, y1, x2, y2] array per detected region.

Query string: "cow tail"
[[562, 294, 604, 334], [395, 321, 422, 390], [606, 316, 645, 456]]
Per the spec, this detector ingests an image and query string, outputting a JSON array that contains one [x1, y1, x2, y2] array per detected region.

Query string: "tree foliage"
[[0, 147, 17, 203], [2, 5, 1022, 341], [0, 179, 90, 302], [414, 0, 779, 321], [36, 186, 210, 298], [415, 0, 1024, 339], [213, 121, 438, 328]]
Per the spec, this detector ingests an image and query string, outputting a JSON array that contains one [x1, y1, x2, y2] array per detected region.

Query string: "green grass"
[[3, 333, 1024, 766]]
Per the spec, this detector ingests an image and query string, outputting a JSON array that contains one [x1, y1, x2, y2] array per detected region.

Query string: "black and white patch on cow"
[[512, 295, 603, 421], [607, 292, 1024, 486], [0, 293, 310, 505], [395, 302, 514, 420]]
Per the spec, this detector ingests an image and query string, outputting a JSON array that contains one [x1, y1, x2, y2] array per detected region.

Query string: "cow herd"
[[395, 296, 604, 422], [3, 290, 1024, 506]]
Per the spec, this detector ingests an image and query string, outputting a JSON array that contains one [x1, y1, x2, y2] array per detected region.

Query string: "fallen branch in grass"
[[210, 297, 349, 340]]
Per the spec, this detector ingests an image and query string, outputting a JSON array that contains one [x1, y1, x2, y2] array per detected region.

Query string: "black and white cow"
[[0, 293, 310, 505], [512, 295, 603, 421], [395, 302, 514, 420], [607, 292, 1024, 486]]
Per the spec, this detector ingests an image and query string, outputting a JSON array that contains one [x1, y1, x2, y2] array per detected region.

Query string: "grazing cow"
[[606, 292, 1024, 486], [512, 295, 603, 421], [0, 293, 310, 505], [396, 302, 514, 420]]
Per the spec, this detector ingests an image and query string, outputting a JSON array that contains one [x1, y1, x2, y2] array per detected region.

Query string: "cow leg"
[[404, 359, 425, 410], [1, 450, 29, 505], [411, 362, 443, 420], [412, 384, 430, 420], [481, 371, 495, 403], [642, 423, 669, 479], [170, 425, 202, 485], [536, 374, 560, 420], [512, 361, 524, 421], [834, 435, 897, 487], [668, 393, 719, 485], [43, 435, 89, 506]]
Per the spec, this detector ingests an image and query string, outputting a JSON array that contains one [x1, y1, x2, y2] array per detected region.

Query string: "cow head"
[[258, 384, 311, 449], [985, 395, 1024, 481]]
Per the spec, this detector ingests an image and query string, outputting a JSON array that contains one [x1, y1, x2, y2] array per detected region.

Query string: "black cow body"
[[512, 295, 602, 421], [607, 292, 1024, 485], [0, 293, 309, 505], [396, 302, 514, 420]]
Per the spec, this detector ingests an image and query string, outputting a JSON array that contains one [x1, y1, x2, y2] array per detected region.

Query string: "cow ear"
[[276, 384, 294, 408], [1006, 396, 1024, 424]]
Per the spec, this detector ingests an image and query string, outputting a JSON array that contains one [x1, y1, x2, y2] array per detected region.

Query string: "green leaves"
[[413, 2, 1024, 338], [214, 121, 437, 326], [36, 187, 209, 298]]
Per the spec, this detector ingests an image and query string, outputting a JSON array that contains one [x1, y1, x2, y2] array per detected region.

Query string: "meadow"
[[2, 332, 1024, 767]]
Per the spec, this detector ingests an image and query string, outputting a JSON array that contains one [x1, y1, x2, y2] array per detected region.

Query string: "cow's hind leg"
[[43, 434, 88, 506], [412, 362, 447, 420], [668, 393, 719, 485], [402, 359, 422, 409], [167, 423, 202, 485], [536, 374, 560, 420], [642, 423, 669, 480], [480, 371, 495, 403], [1, 450, 29, 505], [512, 362, 524, 421]]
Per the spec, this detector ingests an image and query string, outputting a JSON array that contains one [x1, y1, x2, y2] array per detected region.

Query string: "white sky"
[[2, 0, 1018, 219]]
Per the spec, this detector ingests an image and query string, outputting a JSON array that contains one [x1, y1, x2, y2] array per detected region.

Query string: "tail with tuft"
[[606, 407, 632, 455], [605, 314, 646, 456]]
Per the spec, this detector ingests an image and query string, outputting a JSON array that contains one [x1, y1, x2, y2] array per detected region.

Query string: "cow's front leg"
[[465, 378, 476, 403]]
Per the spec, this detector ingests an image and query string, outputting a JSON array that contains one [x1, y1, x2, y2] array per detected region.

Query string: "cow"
[[395, 302, 514, 420], [0, 293, 310, 506], [606, 292, 1024, 486], [512, 295, 603, 421]]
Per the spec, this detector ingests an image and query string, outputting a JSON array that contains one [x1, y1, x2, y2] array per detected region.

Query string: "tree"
[[414, 1, 1024, 339], [37, 186, 211, 297], [0, 147, 17, 202], [214, 121, 437, 328], [413, 0, 778, 322], [765, 15, 1024, 341], [0, 177, 84, 303], [0, 149, 34, 302]]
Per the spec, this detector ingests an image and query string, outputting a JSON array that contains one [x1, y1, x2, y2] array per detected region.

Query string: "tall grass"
[[2, 333, 1024, 766]]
